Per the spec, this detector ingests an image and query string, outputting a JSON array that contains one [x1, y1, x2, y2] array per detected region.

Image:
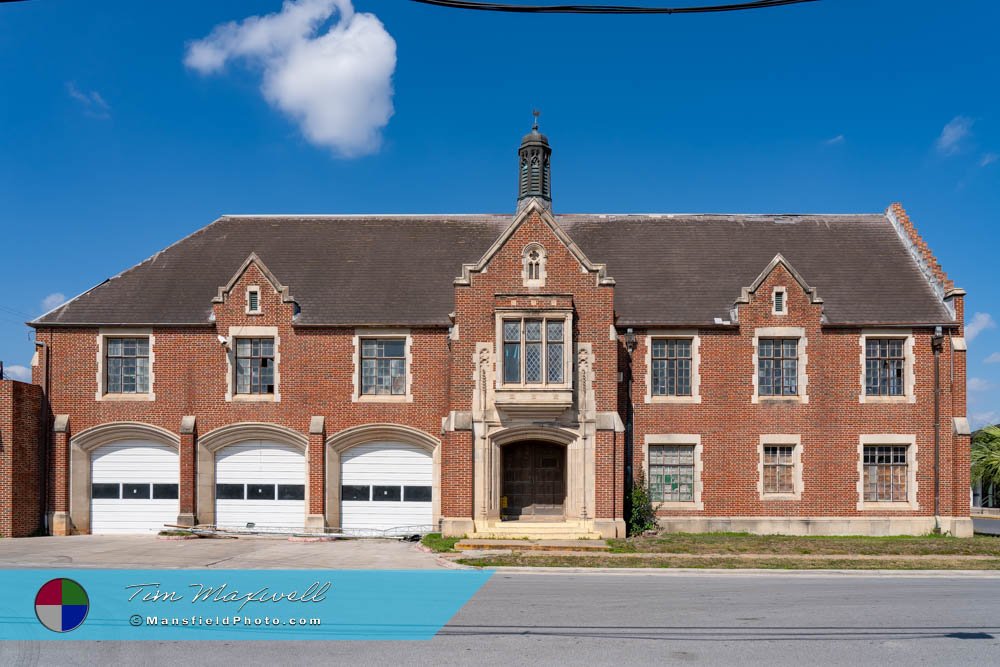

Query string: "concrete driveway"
[[0, 535, 445, 569]]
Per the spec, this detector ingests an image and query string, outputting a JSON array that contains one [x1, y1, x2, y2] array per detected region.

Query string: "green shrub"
[[628, 470, 658, 536]]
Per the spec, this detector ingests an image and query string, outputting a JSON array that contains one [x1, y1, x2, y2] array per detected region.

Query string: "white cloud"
[[66, 82, 111, 119], [969, 377, 995, 392], [3, 365, 32, 382], [966, 312, 996, 342], [986, 352, 1000, 364], [185, 0, 396, 158], [971, 411, 999, 430], [824, 134, 845, 146], [41, 292, 66, 313], [981, 152, 998, 167], [935, 115, 974, 155]]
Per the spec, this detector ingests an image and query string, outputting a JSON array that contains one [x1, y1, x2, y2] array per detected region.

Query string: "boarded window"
[[763, 445, 795, 494], [863, 445, 908, 502]]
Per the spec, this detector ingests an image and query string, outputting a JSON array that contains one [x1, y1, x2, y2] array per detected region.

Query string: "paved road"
[[973, 516, 1000, 535], [3, 572, 998, 666], [0, 535, 442, 569]]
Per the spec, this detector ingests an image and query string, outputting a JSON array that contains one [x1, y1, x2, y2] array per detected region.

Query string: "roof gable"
[[454, 199, 615, 287], [211, 252, 298, 309]]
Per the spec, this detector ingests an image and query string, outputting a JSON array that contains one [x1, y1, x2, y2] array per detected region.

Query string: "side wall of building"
[[0, 380, 44, 537]]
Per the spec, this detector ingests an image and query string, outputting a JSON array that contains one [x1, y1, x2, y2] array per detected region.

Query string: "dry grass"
[[456, 553, 1000, 570], [607, 532, 1000, 557]]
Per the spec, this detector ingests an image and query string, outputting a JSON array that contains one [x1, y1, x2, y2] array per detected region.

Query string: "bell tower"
[[517, 110, 552, 211]]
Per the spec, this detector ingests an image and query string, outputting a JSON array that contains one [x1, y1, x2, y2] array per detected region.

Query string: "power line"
[[408, 0, 819, 14]]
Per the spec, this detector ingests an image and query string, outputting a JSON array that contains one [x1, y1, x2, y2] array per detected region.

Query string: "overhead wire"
[[408, 0, 819, 14]]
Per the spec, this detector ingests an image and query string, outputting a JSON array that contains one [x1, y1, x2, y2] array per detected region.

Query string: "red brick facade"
[[11, 201, 971, 538], [0, 380, 44, 537]]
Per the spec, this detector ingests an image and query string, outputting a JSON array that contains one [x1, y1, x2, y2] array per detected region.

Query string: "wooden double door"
[[501, 442, 566, 520]]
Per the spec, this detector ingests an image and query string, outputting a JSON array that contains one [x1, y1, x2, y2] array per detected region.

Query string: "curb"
[[474, 567, 1000, 577]]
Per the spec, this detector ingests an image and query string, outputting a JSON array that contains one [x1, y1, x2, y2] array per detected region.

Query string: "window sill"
[[857, 501, 918, 511], [354, 394, 413, 403], [648, 395, 702, 405], [860, 395, 912, 404], [654, 501, 704, 511], [232, 393, 276, 403], [760, 493, 802, 501], [99, 393, 155, 402], [756, 395, 807, 404]]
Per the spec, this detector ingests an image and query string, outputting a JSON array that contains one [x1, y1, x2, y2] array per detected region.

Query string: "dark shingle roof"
[[32, 212, 954, 328]]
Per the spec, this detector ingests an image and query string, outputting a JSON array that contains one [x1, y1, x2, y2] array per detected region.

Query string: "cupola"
[[517, 110, 552, 211]]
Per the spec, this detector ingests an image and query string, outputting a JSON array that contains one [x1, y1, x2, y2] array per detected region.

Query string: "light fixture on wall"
[[624, 328, 637, 355]]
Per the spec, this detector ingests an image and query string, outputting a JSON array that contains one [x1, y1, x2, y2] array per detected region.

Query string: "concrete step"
[[455, 538, 610, 552]]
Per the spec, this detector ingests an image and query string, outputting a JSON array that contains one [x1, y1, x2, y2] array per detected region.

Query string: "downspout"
[[34, 340, 50, 535], [932, 326, 944, 533]]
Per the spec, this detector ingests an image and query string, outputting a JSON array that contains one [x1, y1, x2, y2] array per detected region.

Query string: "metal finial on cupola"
[[517, 110, 552, 211]]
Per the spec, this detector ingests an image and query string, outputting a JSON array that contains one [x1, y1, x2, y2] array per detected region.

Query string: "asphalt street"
[[4, 571, 998, 666]]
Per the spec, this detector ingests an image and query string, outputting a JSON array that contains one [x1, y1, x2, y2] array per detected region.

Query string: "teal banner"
[[0, 569, 492, 640]]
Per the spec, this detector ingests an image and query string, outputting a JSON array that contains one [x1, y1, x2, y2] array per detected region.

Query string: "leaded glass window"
[[866, 338, 905, 396], [758, 338, 798, 396], [863, 445, 909, 502], [651, 338, 692, 396], [235, 337, 275, 395], [763, 445, 795, 494], [106, 337, 150, 394], [649, 445, 695, 503], [361, 338, 406, 395], [501, 317, 566, 386]]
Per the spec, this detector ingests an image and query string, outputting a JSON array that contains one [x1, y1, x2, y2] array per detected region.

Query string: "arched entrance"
[[501, 441, 566, 520]]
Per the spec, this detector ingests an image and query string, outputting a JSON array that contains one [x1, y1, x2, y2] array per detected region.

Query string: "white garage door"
[[215, 441, 305, 530], [91, 441, 178, 534], [341, 442, 433, 536]]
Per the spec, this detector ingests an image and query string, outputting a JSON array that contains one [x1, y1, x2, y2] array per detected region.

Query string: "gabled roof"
[[31, 209, 956, 328]]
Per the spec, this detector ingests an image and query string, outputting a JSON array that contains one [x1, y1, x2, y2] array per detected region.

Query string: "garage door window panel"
[[342, 485, 371, 501], [152, 484, 178, 500], [92, 483, 120, 499], [122, 483, 151, 500], [404, 486, 432, 502], [373, 485, 402, 501], [216, 483, 245, 500], [247, 484, 276, 501], [278, 484, 305, 501]]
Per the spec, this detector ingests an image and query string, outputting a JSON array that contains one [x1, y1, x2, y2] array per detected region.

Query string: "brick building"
[[21, 123, 972, 538]]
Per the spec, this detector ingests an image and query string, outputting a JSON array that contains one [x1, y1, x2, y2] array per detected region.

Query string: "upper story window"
[[106, 337, 149, 394], [522, 243, 546, 287], [235, 337, 275, 395], [758, 338, 798, 396], [361, 338, 406, 396], [502, 318, 564, 385], [651, 338, 692, 397], [865, 338, 905, 396]]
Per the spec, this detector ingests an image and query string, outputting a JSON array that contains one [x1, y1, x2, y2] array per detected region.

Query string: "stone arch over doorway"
[[197, 422, 309, 527], [325, 424, 441, 531], [69, 422, 180, 534]]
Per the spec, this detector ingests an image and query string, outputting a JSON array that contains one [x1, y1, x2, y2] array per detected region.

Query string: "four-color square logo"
[[35, 578, 89, 632]]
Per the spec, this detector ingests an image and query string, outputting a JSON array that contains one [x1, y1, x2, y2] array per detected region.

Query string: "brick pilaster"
[[51, 414, 70, 535], [178, 416, 197, 526], [306, 416, 326, 531]]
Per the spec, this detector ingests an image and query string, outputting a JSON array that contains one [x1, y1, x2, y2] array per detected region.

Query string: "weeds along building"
[[5, 122, 972, 538]]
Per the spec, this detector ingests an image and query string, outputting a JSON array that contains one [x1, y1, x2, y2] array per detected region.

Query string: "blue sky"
[[0, 0, 998, 425]]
